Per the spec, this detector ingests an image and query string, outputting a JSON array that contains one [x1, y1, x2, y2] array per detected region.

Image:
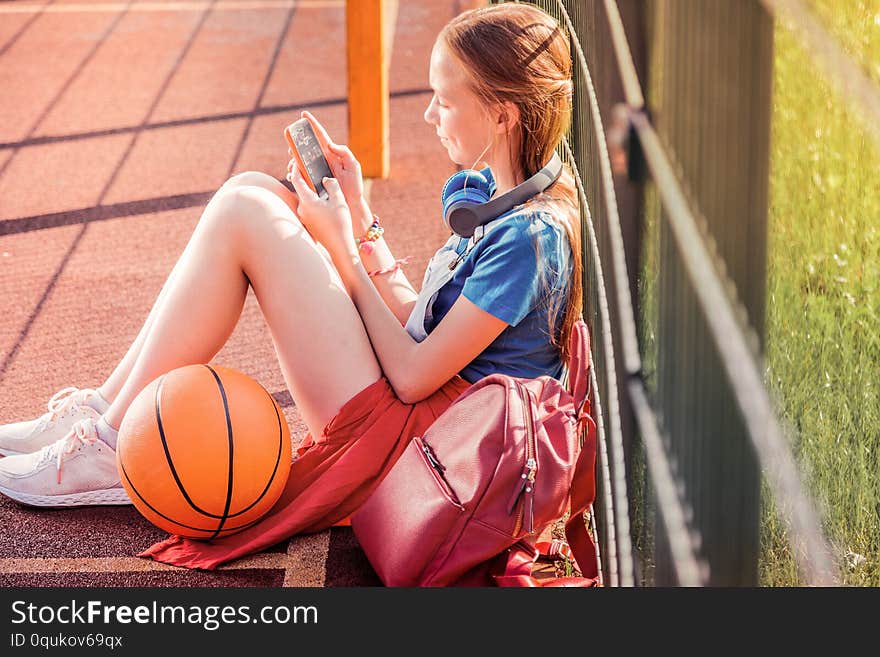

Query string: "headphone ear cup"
[[441, 169, 492, 235]]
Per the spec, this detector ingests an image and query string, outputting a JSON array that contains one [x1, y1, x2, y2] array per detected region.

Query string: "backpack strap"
[[497, 412, 598, 585], [565, 410, 599, 581], [494, 431, 599, 586], [493, 319, 601, 587], [564, 318, 600, 580], [492, 539, 599, 587], [567, 319, 592, 416]]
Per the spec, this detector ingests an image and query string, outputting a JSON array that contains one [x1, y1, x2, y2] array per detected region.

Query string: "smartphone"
[[284, 118, 333, 200]]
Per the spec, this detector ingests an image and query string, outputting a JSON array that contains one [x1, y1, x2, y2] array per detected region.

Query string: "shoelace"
[[36, 387, 89, 431], [36, 420, 98, 484]]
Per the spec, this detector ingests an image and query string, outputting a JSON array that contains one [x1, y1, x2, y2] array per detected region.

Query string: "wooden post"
[[346, 0, 390, 178]]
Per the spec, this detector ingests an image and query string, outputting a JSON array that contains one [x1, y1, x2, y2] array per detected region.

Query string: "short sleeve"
[[461, 221, 542, 326]]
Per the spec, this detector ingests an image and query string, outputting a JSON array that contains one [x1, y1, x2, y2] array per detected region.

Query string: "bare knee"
[[202, 184, 306, 247], [219, 171, 298, 212], [219, 171, 287, 205], [223, 171, 279, 191]]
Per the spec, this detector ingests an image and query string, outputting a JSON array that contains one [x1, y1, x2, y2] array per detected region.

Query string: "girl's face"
[[423, 40, 494, 168]]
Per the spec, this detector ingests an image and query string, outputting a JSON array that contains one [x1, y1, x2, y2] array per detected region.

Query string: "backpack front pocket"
[[351, 436, 466, 586]]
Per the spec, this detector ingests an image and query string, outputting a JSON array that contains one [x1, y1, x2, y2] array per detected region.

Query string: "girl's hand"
[[286, 110, 365, 210], [287, 165, 356, 262]]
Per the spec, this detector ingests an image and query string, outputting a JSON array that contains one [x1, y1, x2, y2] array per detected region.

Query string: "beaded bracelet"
[[355, 215, 385, 255]]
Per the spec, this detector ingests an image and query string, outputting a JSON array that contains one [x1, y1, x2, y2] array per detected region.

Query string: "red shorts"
[[139, 375, 471, 570]]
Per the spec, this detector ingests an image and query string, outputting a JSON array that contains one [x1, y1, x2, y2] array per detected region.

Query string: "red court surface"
[[0, 0, 475, 587]]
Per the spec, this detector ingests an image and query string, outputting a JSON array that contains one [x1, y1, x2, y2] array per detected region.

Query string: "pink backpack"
[[351, 320, 599, 587]]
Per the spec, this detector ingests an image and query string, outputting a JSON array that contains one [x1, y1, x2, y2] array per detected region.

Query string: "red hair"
[[440, 3, 582, 364]]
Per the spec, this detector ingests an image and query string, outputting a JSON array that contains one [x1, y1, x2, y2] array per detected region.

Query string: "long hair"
[[440, 3, 582, 365]]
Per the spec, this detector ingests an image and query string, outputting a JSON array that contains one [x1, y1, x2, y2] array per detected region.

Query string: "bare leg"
[[102, 172, 382, 439], [97, 173, 298, 404]]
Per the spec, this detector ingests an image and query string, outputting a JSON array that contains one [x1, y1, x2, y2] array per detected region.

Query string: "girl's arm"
[[348, 195, 419, 326], [337, 247, 506, 403], [294, 111, 418, 325], [290, 169, 506, 403]]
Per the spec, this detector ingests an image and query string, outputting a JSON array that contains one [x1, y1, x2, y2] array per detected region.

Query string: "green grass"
[[762, 0, 880, 586]]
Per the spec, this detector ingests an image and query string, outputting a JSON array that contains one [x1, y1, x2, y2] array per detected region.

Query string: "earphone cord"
[[466, 141, 493, 194]]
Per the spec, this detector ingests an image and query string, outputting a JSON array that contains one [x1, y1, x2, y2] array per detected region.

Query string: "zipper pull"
[[507, 472, 528, 515], [525, 484, 535, 533], [524, 457, 536, 533], [507, 458, 537, 515], [422, 441, 446, 473]]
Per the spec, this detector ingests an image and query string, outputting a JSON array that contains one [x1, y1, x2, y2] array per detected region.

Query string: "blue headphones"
[[441, 151, 564, 238]]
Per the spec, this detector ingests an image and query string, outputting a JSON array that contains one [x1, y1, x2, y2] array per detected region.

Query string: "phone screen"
[[287, 119, 333, 199]]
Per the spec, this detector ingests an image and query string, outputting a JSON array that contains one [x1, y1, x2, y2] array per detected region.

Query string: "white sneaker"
[[0, 387, 108, 456], [0, 417, 130, 507]]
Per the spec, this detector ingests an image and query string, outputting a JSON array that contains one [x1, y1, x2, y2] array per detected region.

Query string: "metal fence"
[[491, 0, 855, 585]]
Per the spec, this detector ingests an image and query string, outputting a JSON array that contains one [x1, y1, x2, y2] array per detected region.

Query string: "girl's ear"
[[493, 100, 520, 135]]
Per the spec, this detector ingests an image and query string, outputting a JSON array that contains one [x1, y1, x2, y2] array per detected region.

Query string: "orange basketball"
[[117, 364, 291, 540]]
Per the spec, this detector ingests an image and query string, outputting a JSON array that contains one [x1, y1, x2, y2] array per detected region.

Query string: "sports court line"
[[0, 552, 289, 574], [0, 532, 333, 586], [0, 225, 90, 385], [0, 175, 301, 237], [0, 0, 55, 59], [0, 0, 215, 383], [0, 191, 214, 237], [94, 0, 219, 207], [226, 1, 299, 176], [0, 1, 136, 182], [283, 530, 330, 587], [0, 89, 432, 153], [0, 0, 343, 14]]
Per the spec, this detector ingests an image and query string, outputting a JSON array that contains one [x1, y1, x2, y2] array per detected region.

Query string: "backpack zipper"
[[507, 382, 537, 536], [422, 440, 446, 473], [418, 437, 462, 506]]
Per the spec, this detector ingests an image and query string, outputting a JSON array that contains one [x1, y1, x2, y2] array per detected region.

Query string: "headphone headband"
[[443, 151, 564, 238]]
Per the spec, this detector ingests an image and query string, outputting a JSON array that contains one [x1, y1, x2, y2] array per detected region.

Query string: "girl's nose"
[[424, 97, 437, 125]]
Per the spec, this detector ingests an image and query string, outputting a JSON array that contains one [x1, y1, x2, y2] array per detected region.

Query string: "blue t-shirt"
[[423, 172, 573, 383]]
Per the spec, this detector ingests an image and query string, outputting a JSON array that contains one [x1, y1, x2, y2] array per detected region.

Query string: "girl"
[[0, 3, 582, 569]]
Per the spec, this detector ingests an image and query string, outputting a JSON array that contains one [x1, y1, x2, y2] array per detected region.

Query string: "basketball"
[[116, 364, 291, 540]]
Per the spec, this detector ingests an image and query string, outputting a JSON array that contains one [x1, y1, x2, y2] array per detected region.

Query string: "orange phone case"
[[284, 123, 314, 194], [284, 119, 331, 198]]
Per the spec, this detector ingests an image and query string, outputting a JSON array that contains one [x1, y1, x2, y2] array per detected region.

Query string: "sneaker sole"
[[1, 440, 85, 457], [0, 447, 31, 457], [0, 484, 131, 508]]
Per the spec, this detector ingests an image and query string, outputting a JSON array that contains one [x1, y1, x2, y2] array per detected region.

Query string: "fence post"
[[346, 0, 391, 178]]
